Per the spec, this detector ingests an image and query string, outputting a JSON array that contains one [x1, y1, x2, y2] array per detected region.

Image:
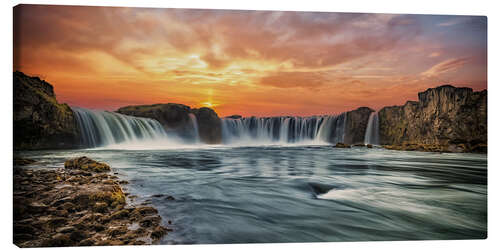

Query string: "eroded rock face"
[[117, 103, 192, 130], [191, 107, 222, 144], [117, 103, 222, 144], [378, 85, 487, 152], [14, 71, 79, 149], [343, 107, 374, 144]]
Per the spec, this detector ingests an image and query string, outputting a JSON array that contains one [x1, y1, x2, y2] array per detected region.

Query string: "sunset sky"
[[13, 5, 487, 117]]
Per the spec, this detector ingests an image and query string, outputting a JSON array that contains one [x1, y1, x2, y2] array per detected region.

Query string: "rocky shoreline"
[[13, 156, 171, 247]]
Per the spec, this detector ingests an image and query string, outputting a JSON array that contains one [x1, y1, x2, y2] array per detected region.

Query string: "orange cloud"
[[421, 58, 468, 77], [13, 5, 487, 117]]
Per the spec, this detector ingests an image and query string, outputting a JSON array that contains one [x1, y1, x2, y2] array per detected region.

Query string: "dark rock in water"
[[367, 144, 373, 148], [151, 226, 168, 239], [226, 114, 242, 119], [378, 85, 487, 153], [14, 71, 79, 150], [308, 182, 337, 196], [191, 107, 222, 144], [343, 107, 374, 145], [334, 142, 351, 148]]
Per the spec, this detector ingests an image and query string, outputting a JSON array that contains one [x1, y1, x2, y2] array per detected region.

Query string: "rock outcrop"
[[116, 103, 193, 137], [13, 157, 171, 247], [191, 107, 222, 144], [343, 107, 374, 144], [378, 85, 487, 153], [14, 71, 79, 149], [117, 103, 222, 144]]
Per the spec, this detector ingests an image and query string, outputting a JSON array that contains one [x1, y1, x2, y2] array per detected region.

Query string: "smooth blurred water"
[[16, 146, 487, 243]]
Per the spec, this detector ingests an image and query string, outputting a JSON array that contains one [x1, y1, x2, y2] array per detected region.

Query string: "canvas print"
[[13, 4, 487, 247]]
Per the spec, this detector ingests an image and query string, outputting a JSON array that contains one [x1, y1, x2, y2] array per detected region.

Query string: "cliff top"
[[14, 71, 55, 98]]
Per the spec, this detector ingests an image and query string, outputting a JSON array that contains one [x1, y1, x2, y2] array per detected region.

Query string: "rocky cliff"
[[378, 85, 487, 153], [117, 104, 222, 144], [191, 108, 222, 144], [14, 71, 79, 149], [343, 107, 374, 145]]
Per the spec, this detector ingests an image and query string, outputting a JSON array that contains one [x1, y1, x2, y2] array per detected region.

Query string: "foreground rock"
[[117, 103, 222, 144], [13, 156, 171, 247], [378, 85, 487, 153], [14, 71, 79, 150]]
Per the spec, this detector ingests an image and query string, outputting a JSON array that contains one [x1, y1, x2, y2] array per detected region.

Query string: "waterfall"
[[221, 113, 347, 145], [188, 113, 201, 143], [364, 112, 379, 145], [73, 107, 169, 148]]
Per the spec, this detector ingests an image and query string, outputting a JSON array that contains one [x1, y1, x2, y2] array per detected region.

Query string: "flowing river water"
[[16, 145, 487, 244]]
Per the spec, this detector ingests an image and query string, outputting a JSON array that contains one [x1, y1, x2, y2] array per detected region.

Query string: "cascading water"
[[73, 107, 169, 148], [188, 113, 201, 143], [221, 114, 347, 145], [364, 112, 380, 145]]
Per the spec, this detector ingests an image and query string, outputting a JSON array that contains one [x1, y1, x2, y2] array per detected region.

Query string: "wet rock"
[[78, 238, 95, 246], [139, 216, 161, 228], [367, 144, 373, 148], [64, 156, 111, 172], [28, 202, 48, 213], [42, 233, 73, 247], [13, 158, 170, 247], [151, 226, 168, 239], [131, 206, 158, 218], [107, 226, 128, 237], [334, 142, 351, 148], [110, 209, 130, 219], [70, 230, 89, 242], [93, 201, 108, 213], [56, 226, 75, 234]]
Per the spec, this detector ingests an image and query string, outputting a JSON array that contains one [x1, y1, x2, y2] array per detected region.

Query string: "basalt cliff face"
[[343, 107, 374, 145], [14, 71, 79, 150], [191, 107, 222, 144], [378, 85, 487, 153], [117, 104, 222, 144]]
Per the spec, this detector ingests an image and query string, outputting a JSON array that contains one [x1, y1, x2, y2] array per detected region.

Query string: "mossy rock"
[[64, 156, 110, 173]]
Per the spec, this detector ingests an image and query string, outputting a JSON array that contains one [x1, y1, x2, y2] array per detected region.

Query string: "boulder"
[[64, 157, 111, 172], [14, 71, 79, 149]]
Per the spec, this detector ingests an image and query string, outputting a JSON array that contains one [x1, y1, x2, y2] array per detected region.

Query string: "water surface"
[[17, 146, 487, 243]]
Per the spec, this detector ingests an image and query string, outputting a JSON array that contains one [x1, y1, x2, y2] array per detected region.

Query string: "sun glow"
[[201, 101, 215, 108]]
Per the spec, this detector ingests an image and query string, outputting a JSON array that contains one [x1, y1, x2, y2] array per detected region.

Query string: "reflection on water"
[[17, 146, 487, 243]]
